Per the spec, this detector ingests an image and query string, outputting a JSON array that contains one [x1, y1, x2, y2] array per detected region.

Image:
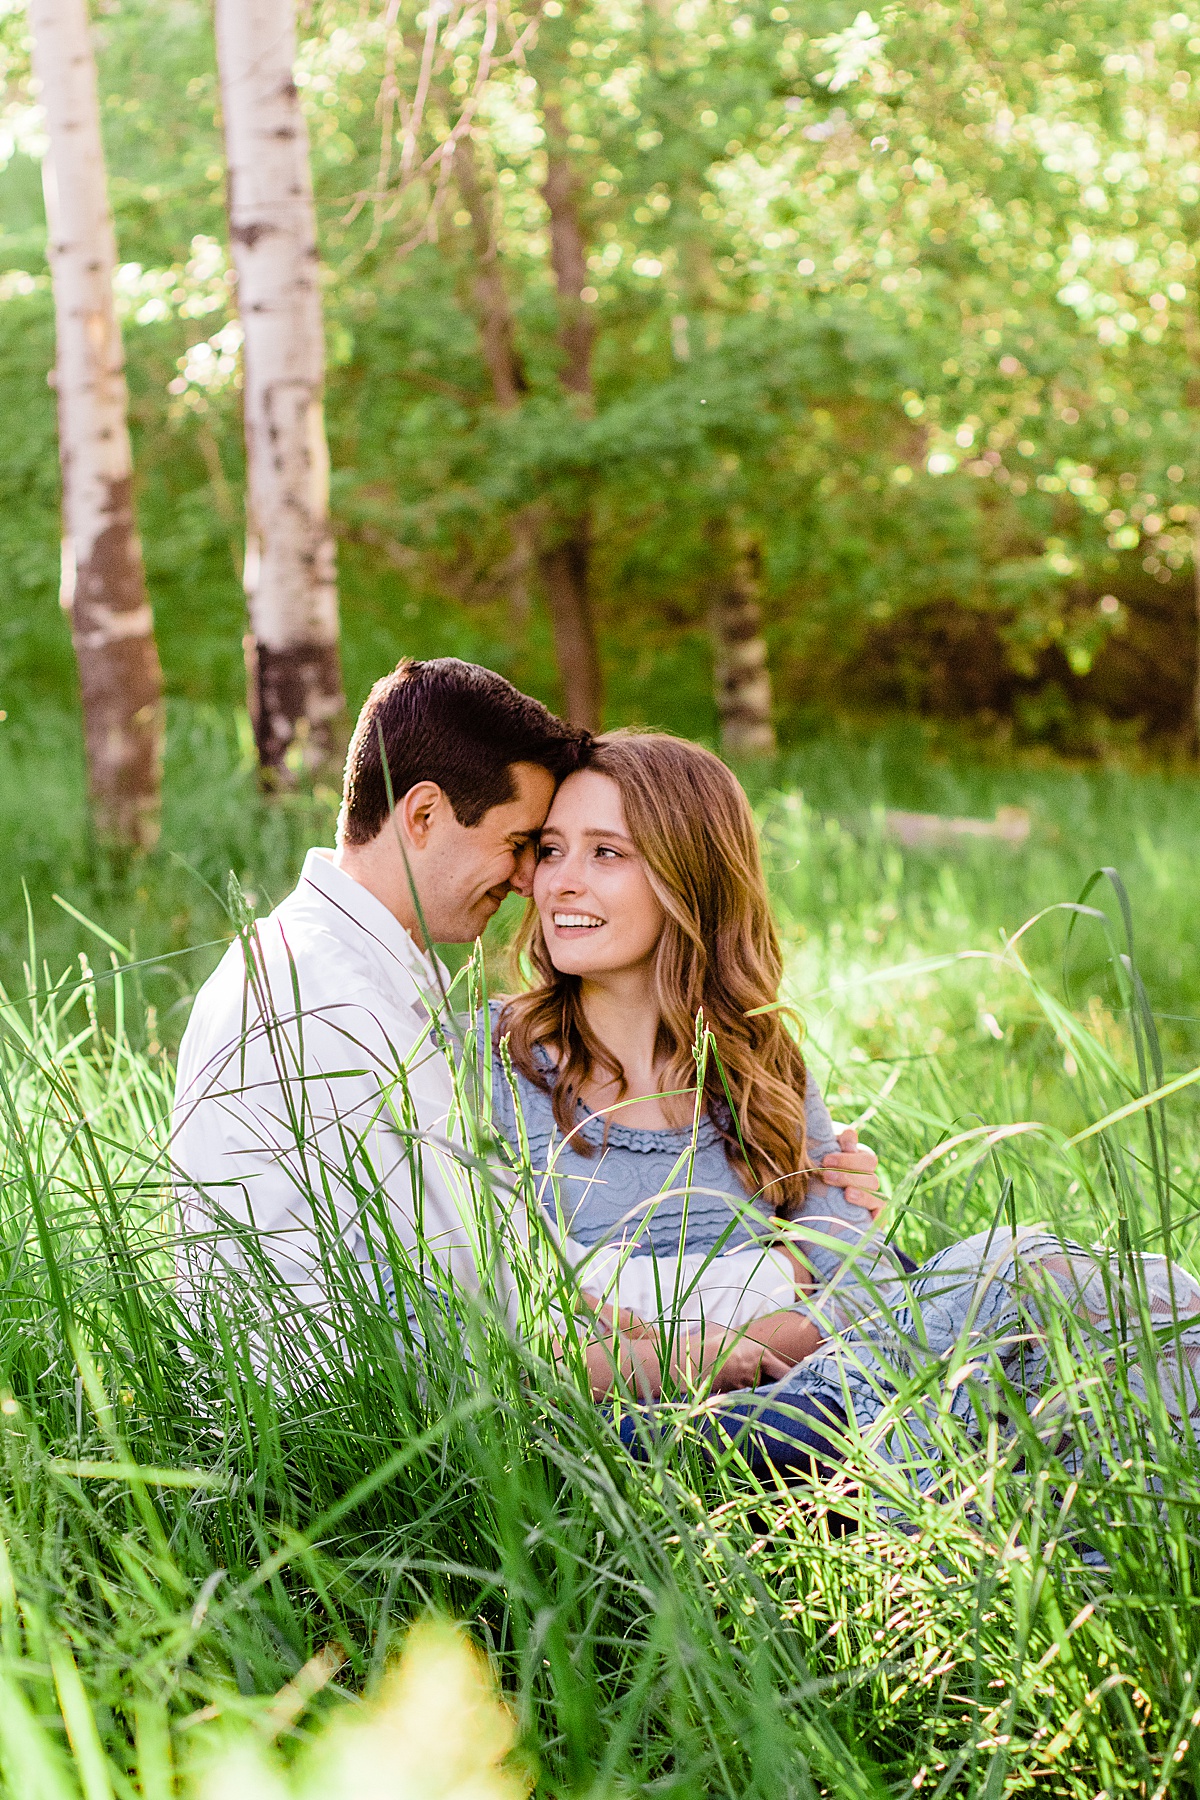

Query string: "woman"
[[488, 732, 1200, 1480], [487, 731, 906, 1407]]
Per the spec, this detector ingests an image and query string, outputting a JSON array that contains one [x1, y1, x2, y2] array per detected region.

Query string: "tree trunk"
[[29, 0, 164, 852], [710, 528, 777, 758], [455, 133, 536, 632], [1194, 526, 1200, 755], [541, 103, 596, 401], [455, 121, 602, 728], [536, 105, 602, 730], [214, 0, 344, 785], [538, 525, 602, 732], [455, 133, 527, 410]]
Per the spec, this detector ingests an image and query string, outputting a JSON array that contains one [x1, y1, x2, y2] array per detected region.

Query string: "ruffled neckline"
[[525, 1035, 727, 1156], [569, 1112, 725, 1155]]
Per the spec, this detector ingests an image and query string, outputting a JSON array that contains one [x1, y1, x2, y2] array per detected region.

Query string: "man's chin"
[[470, 893, 508, 936]]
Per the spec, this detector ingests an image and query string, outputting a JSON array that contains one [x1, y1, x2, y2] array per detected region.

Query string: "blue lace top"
[[481, 1004, 897, 1319]]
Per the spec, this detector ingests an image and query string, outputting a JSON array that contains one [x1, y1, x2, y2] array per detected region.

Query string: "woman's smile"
[[552, 910, 607, 932]]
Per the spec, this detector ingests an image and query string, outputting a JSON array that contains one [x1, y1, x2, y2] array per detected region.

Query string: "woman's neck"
[[576, 968, 681, 1129]]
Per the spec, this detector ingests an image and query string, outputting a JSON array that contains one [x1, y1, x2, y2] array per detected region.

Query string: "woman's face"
[[533, 770, 666, 979]]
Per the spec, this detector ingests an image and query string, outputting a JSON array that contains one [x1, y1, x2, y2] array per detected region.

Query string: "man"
[[173, 657, 877, 1365], [174, 660, 812, 1350]]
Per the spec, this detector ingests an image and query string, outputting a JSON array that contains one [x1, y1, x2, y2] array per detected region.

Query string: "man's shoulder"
[[186, 881, 406, 1032]]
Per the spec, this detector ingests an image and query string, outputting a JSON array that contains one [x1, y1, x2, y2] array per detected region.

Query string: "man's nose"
[[510, 842, 538, 897]]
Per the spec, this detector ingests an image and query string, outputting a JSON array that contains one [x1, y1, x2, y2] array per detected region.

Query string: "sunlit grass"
[[1, 723, 1200, 1794]]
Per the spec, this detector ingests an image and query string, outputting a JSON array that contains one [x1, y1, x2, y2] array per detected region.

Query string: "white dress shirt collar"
[[298, 848, 445, 994]]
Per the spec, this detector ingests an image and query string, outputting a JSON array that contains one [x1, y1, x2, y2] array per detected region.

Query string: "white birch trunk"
[[29, 0, 164, 851], [710, 527, 777, 758], [214, 0, 344, 782]]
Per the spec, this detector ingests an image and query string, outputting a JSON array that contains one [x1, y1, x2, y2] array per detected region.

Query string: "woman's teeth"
[[554, 913, 604, 929]]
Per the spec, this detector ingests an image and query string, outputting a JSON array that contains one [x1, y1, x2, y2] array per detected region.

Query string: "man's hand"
[[581, 1295, 657, 1339], [819, 1126, 884, 1220]]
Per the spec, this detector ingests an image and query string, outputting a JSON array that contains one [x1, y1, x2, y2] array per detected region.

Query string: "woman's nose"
[[545, 854, 585, 897]]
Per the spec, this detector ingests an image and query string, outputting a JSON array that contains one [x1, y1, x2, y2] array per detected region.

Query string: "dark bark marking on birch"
[[246, 638, 345, 785], [231, 220, 280, 249], [71, 473, 164, 848]]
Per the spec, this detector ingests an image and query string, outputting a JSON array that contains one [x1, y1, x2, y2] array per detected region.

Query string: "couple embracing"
[[174, 658, 1200, 1491]]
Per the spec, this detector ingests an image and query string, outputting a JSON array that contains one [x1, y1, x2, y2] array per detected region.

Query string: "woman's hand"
[[689, 1329, 794, 1393], [819, 1126, 885, 1220], [578, 1323, 796, 1401]]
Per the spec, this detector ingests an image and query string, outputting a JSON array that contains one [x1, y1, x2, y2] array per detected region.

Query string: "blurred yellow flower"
[[199, 1621, 528, 1800]]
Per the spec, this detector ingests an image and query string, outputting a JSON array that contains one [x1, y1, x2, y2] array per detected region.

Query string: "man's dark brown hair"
[[340, 658, 589, 845]]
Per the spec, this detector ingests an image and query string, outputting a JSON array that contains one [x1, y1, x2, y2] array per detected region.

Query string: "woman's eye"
[[594, 845, 619, 860], [537, 843, 560, 861]]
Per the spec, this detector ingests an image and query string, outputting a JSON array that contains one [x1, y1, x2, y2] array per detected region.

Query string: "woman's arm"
[[787, 1085, 886, 1252], [738, 1308, 823, 1365], [571, 1238, 801, 1331]]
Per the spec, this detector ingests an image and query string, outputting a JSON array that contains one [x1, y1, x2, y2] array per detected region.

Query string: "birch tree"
[[214, 0, 344, 783], [28, 0, 164, 851]]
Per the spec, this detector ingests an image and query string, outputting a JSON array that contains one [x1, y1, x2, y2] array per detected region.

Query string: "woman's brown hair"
[[498, 732, 811, 1216]]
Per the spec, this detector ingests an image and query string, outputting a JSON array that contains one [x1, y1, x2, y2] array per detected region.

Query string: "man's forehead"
[[498, 761, 557, 828]]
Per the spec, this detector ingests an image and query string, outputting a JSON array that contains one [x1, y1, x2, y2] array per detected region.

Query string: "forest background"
[[4, 9, 1200, 1793], [7, 0, 1200, 748], [6, 0, 1200, 992]]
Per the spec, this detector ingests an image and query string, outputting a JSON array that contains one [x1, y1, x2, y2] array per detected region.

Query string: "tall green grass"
[[1, 723, 1200, 1795]]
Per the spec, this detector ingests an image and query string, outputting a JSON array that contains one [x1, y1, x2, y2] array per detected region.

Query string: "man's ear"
[[396, 781, 445, 850]]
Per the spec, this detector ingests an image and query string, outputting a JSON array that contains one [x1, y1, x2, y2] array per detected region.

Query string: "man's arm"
[[579, 1319, 799, 1401]]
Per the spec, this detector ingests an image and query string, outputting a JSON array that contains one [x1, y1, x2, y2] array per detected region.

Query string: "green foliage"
[[6, 0, 1200, 744]]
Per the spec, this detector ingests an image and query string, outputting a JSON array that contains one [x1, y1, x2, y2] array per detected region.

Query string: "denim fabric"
[[770, 1224, 1200, 1492], [618, 1388, 847, 1480]]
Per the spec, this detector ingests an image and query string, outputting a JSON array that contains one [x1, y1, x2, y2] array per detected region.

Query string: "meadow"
[[2, 705, 1200, 1797]]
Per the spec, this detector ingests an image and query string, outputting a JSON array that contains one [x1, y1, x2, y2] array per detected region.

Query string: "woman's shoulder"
[[484, 996, 555, 1072], [476, 997, 558, 1149]]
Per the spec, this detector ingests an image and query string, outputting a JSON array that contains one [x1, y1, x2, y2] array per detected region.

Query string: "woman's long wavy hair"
[[498, 732, 812, 1216]]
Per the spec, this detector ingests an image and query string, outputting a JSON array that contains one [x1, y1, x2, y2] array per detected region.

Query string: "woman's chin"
[[546, 936, 614, 977], [548, 949, 598, 976]]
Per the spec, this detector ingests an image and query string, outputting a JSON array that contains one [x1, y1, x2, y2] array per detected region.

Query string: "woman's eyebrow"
[[536, 824, 634, 844]]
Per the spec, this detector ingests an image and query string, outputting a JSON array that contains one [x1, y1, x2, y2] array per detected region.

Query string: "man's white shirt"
[[172, 850, 795, 1335]]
